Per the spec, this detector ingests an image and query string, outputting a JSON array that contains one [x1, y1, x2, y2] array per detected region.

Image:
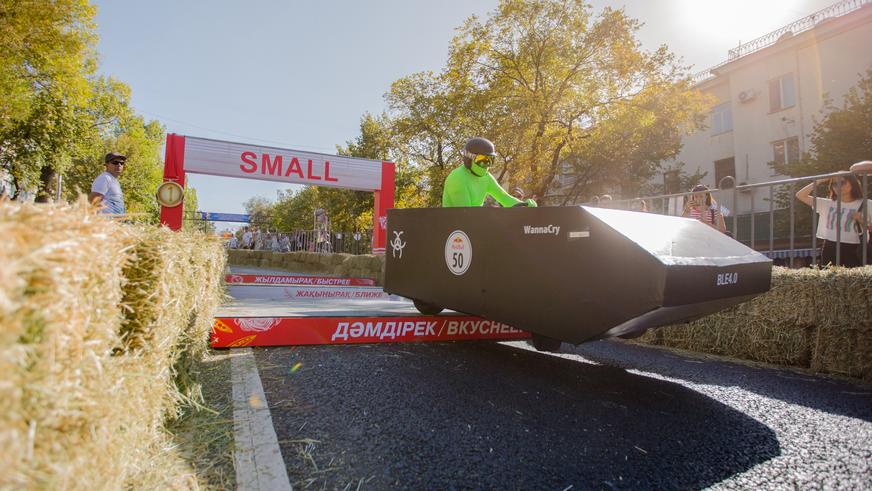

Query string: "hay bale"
[[0, 200, 133, 489], [638, 266, 872, 380], [281, 254, 300, 270], [297, 252, 314, 264], [331, 253, 351, 266], [0, 200, 226, 489], [345, 255, 370, 271]]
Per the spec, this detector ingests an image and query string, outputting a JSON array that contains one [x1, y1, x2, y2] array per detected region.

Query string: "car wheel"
[[413, 299, 443, 315], [530, 333, 562, 352]]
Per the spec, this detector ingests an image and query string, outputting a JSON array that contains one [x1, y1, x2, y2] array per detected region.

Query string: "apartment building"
[[672, 0, 872, 213]]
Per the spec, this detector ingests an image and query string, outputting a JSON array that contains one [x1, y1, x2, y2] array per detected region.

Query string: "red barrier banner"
[[211, 316, 530, 348], [225, 274, 376, 286]]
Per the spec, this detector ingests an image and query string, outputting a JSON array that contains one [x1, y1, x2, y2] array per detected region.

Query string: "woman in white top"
[[796, 174, 870, 267]]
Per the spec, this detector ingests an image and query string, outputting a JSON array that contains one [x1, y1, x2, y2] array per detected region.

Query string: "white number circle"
[[445, 230, 472, 275]]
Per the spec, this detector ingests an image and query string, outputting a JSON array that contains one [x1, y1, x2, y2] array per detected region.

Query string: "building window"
[[772, 137, 800, 165], [769, 74, 795, 112], [714, 157, 736, 188], [711, 103, 733, 135]]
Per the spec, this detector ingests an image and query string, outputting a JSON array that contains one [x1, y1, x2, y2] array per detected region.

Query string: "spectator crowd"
[[225, 226, 370, 255]]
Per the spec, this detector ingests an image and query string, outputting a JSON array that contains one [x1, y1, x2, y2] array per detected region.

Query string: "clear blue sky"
[[93, 0, 835, 222]]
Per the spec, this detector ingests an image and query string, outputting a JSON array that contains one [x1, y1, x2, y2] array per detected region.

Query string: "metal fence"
[[607, 169, 871, 268], [229, 229, 373, 255]]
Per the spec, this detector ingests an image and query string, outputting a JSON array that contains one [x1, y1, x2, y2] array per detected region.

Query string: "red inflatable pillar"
[[159, 133, 186, 230], [371, 161, 395, 254]]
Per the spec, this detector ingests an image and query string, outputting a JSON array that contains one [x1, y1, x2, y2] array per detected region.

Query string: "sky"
[[93, 0, 839, 222]]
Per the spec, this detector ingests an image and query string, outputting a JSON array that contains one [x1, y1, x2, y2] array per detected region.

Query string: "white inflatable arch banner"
[[159, 134, 394, 254]]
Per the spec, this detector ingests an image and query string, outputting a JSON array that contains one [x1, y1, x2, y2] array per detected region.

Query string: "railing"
[[228, 229, 373, 256], [606, 168, 871, 268], [690, 0, 871, 86], [728, 0, 870, 60]]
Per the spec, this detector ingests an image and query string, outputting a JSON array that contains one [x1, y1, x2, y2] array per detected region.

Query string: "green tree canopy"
[[0, 0, 168, 220], [387, 0, 710, 205], [0, 0, 96, 134], [242, 196, 274, 227]]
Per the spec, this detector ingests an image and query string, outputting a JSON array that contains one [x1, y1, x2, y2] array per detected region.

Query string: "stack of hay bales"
[[0, 200, 226, 489], [227, 249, 385, 284], [638, 266, 872, 380]]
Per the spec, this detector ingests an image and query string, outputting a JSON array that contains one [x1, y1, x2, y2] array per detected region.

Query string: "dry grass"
[[638, 266, 872, 380], [0, 199, 227, 489]]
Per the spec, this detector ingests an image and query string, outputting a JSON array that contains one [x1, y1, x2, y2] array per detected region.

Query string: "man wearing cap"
[[90, 152, 127, 215]]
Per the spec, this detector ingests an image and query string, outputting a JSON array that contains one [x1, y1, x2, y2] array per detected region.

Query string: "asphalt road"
[[252, 339, 871, 490]]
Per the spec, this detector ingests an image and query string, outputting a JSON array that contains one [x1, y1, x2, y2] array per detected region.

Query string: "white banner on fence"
[[183, 136, 384, 191]]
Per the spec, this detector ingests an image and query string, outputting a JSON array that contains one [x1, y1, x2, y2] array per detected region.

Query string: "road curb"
[[231, 348, 292, 491]]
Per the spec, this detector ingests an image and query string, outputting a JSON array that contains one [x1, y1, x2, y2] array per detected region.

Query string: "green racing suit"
[[441, 165, 537, 208]]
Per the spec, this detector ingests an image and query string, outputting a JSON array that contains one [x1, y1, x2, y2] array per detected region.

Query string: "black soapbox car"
[[383, 206, 772, 352]]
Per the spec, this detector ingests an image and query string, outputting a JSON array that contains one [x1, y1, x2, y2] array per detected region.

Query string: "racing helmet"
[[463, 137, 496, 177]]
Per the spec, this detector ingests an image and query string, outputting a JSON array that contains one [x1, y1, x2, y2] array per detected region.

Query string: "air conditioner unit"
[[738, 89, 757, 103]]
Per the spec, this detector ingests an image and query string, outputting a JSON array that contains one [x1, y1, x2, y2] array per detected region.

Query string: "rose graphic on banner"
[[227, 275, 244, 284], [236, 318, 277, 332]]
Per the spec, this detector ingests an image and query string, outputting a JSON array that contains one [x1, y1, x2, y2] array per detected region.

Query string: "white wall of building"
[[672, 3, 872, 213]]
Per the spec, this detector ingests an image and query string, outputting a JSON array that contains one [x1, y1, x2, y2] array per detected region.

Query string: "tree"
[[0, 0, 98, 197], [0, 0, 168, 218], [182, 184, 211, 232], [242, 196, 274, 228], [271, 186, 317, 231], [387, 0, 710, 205], [0, 0, 96, 131]]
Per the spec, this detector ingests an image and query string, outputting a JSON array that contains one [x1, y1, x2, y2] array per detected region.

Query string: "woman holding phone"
[[682, 184, 727, 233]]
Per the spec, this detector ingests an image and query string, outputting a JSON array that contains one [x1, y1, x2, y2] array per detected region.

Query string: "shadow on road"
[[567, 339, 872, 423], [257, 341, 780, 490]]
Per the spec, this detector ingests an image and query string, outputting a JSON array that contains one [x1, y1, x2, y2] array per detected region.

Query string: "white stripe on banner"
[[184, 136, 383, 191]]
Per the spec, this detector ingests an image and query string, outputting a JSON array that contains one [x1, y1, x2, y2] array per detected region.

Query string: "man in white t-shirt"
[[89, 152, 126, 215]]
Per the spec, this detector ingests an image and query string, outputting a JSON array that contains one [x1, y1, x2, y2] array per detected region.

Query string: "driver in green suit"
[[442, 137, 538, 208]]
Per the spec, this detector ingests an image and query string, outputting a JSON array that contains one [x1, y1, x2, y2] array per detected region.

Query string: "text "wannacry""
[[523, 224, 560, 236]]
